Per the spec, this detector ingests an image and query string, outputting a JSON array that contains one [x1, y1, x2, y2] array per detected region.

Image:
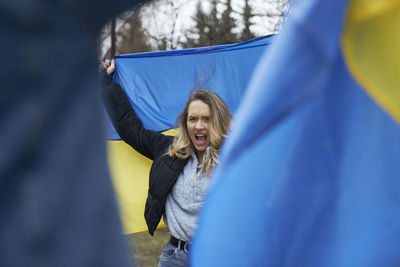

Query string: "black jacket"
[[102, 75, 189, 235]]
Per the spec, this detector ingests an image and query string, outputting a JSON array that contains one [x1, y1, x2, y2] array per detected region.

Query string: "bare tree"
[[246, 0, 289, 34], [139, 0, 194, 50]]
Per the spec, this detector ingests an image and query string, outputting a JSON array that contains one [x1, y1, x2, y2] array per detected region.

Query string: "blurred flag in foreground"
[[0, 0, 140, 265], [192, 0, 400, 266], [106, 36, 274, 233]]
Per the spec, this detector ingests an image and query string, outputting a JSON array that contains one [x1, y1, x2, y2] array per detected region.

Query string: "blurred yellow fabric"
[[108, 129, 177, 234], [342, 0, 400, 123]]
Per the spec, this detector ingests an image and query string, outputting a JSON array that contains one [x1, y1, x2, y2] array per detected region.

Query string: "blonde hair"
[[168, 89, 231, 177]]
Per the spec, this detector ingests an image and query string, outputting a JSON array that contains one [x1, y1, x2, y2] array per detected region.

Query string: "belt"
[[169, 235, 190, 253]]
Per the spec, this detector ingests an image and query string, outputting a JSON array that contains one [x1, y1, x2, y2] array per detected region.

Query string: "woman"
[[100, 59, 231, 267]]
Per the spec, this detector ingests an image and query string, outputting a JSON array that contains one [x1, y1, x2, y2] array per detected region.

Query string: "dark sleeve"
[[101, 75, 171, 160]]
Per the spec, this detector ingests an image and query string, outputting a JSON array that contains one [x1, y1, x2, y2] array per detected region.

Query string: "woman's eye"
[[189, 117, 196, 122], [204, 117, 209, 122]]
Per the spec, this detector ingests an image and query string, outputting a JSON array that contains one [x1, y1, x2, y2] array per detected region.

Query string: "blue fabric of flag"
[[191, 0, 400, 266], [106, 35, 275, 139]]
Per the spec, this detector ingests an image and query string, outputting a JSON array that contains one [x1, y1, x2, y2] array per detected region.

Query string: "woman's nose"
[[195, 120, 204, 129]]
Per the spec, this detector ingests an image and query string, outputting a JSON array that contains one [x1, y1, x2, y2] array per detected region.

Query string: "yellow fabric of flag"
[[342, 0, 400, 123], [108, 129, 176, 234]]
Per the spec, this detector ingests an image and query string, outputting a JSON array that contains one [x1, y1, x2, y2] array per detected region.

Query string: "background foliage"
[[99, 0, 289, 58]]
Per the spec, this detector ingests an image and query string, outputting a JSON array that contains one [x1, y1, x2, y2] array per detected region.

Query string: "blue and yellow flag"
[[192, 0, 400, 266], [106, 36, 274, 233]]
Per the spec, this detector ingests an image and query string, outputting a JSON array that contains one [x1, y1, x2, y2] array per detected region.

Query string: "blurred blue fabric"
[[106, 35, 275, 139], [0, 1, 144, 265], [191, 0, 400, 266]]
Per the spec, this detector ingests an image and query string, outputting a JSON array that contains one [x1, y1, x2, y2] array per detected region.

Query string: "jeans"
[[158, 242, 188, 267]]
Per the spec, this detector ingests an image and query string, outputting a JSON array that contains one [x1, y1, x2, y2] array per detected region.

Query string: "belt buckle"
[[183, 242, 189, 253]]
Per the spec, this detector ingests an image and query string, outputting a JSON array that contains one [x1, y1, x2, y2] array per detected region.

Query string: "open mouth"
[[195, 134, 207, 145]]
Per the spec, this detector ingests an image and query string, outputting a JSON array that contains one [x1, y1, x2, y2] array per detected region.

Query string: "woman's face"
[[186, 100, 211, 159]]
